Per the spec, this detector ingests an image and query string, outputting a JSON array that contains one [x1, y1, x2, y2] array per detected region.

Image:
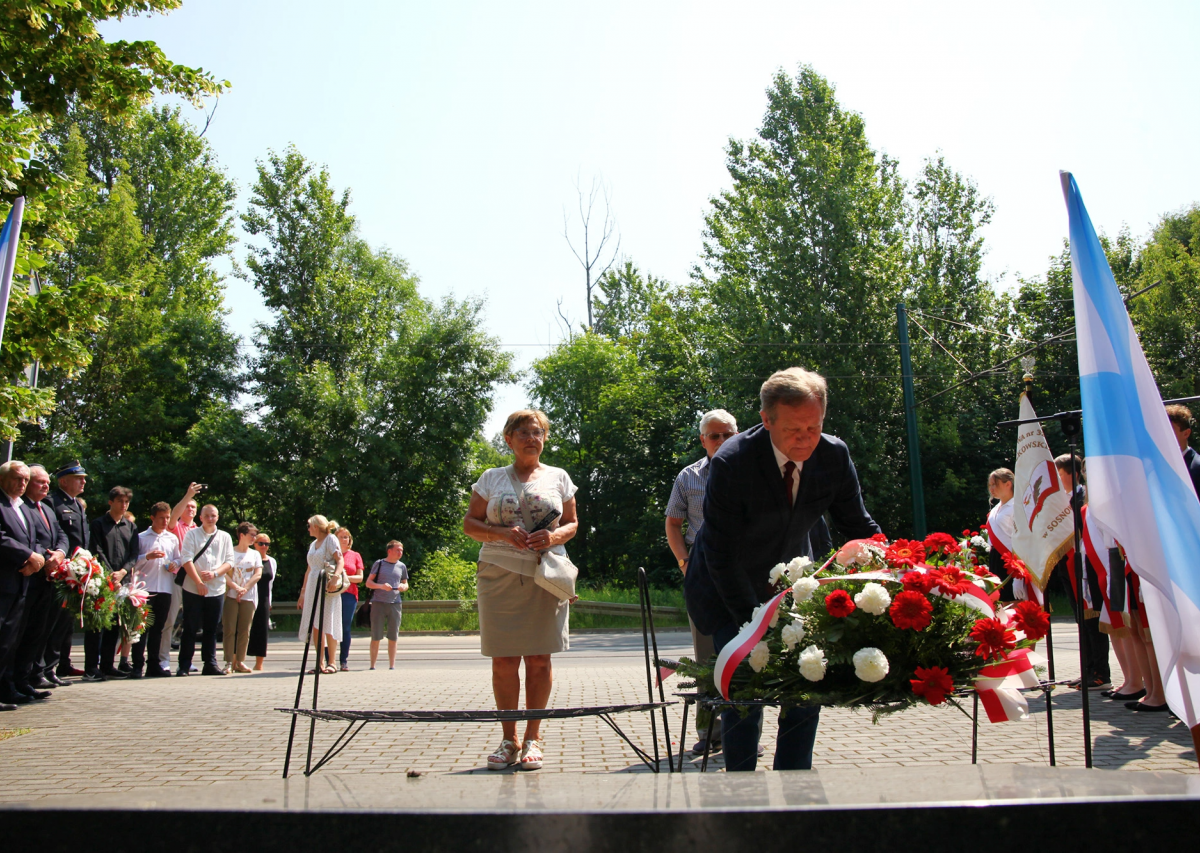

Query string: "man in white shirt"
[[132, 502, 181, 678], [161, 482, 201, 672], [177, 504, 233, 677]]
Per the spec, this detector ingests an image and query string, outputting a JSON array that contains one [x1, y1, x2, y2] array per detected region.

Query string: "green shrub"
[[408, 549, 477, 600]]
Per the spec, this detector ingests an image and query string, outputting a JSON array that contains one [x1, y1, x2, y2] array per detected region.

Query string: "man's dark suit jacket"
[[1184, 447, 1200, 500], [48, 490, 88, 555], [684, 424, 881, 636], [24, 500, 68, 602], [0, 500, 39, 597]]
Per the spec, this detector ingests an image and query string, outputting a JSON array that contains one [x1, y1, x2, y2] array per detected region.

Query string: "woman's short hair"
[[699, 409, 737, 434], [760, 368, 828, 418], [236, 521, 258, 538], [988, 468, 1014, 486], [503, 409, 550, 437], [337, 526, 353, 546], [308, 515, 339, 535]]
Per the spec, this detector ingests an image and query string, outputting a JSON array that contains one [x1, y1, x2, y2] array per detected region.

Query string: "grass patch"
[[0, 728, 30, 742]]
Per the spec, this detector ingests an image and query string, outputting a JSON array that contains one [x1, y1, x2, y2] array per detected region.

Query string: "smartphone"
[[529, 508, 561, 533]]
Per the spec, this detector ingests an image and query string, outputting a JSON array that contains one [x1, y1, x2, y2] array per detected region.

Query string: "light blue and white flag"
[[1063, 171, 1200, 727], [0, 196, 27, 350]]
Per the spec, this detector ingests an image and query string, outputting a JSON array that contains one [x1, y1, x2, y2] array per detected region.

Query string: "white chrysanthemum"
[[791, 577, 819, 602], [768, 562, 789, 585], [85, 577, 101, 596], [853, 582, 892, 616], [780, 621, 805, 650], [748, 641, 770, 672], [852, 647, 890, 683], [798, 645, 827, 681], [971, 535, 991, 552], [786, 555, 814, 581]]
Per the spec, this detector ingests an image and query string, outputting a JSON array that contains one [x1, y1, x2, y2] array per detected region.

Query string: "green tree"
[[241, 147, 512, 594]]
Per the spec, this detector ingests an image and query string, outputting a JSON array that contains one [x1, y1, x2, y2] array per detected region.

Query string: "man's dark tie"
[[783, 461, 796, 508]]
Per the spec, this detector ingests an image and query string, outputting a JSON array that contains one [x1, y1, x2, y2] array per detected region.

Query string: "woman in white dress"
[[463, 409, 579, 772], [296, 515, 345, 675], [984, 468, 1018, 600]]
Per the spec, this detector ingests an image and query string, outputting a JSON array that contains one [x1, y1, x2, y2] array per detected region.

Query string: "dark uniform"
[[11, 497, 67, 691], [45, 467, 91, 680]]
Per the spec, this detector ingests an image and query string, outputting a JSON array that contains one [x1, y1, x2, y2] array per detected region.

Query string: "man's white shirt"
[[136, 526, 182, 594], [180, 525, 234, 598]]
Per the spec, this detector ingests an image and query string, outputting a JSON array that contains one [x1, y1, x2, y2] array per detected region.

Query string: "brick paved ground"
[[0, 618, 1194, 803]]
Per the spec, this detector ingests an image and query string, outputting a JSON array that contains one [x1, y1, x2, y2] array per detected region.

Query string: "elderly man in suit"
[[10, 464, 68, 695], [0, 460, 46, 710], [684, 367, 882, 771]]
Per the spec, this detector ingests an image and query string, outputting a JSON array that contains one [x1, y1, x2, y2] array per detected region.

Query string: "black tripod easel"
[[997, 408, 1091, 768], [283, 572, 330, 778]]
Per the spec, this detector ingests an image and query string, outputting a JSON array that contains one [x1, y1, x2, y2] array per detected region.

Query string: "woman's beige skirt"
[[476, 561, 569, 657]]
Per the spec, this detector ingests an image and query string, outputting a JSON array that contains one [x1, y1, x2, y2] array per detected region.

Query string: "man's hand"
[[146, 548, 166, 560], [112, 569, 127, 583], [44, 550, 65, 573], [186, 482, 202, 499], [21, 553, 43, 575], [199, 569, 215, 582]]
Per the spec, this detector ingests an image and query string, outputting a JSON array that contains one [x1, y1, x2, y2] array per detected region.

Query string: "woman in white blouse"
[[222, 522, 263, 673], [463, 410, 579, 772], [297, 515, 345, 675]]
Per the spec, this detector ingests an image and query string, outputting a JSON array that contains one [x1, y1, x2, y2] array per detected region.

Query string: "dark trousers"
[[1054, 558, 1112, 682], [12, 576, 56, 686], [131, 592, 174, 674], [339, 592, 357, 666], [179, 590, 222, 671], [0, 591, 26, 687], [713, 621, 821, 771], [83, 627, 119, 674], [42, 608, 74, 677]]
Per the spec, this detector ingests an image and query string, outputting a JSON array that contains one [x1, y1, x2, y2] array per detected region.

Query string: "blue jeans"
[[713, 621, 821, 771], [339, 592, 357, 666]]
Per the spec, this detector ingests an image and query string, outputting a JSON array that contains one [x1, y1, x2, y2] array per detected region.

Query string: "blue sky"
[[104, 1, 1200, 435]]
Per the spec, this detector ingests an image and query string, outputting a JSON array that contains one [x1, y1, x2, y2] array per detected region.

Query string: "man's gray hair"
[[760, 367, 828, 417], [28, 464, 48, 475], [0, 459, 30, 482], [699, 409, 737, 434]]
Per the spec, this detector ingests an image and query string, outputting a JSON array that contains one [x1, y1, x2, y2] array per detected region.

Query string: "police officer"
[[43, 461, 90, 683]]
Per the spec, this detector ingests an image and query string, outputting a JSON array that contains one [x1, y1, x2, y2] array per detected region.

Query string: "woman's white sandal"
[[487, 739, 519, 770], [519, 739, 543, 771]]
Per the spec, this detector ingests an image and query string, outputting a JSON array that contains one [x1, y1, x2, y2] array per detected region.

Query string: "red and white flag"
[[1012, 392, 1074, 593]]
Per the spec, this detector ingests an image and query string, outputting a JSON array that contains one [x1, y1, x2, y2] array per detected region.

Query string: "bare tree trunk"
[[563, 174, 620, 330]]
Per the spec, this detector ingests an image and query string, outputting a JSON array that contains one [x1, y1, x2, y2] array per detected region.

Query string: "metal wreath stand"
[[280, 567, 676, 777]]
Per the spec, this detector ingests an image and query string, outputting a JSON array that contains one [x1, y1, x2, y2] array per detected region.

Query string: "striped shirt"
[[665, 456, 710, 547]]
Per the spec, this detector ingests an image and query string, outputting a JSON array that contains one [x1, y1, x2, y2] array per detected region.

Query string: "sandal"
[[519, 739, 544, 771], [487, 739, 519, 770], [321, 665, 338, 674]]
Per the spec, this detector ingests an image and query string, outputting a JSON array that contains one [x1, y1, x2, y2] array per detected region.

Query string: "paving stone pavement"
[[0, 618, 1194, 802]]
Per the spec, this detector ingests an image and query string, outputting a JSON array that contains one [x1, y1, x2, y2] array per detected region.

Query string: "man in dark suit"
[[685, 367, 881, 771], [83, 486, 138, 681], [12, 464, 69, 694], [1166, 405, 1200, 498], [44, 460, 90, 681], [0, 460, 46, 710]]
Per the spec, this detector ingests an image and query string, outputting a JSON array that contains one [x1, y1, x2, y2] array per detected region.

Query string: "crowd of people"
[[984, 404, 1200, 717], [0, 467, 411, 712]]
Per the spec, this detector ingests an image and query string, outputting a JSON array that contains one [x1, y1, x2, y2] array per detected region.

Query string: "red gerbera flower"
[[901, 570, 938, 595], [934, 567, 976, 598], [1002, 553, 1032, 583], [970, 617, 1017, 660], [890, 590, 933, 631], [885, 539, 926, 569], [923, 532, 961, 556], [910, 666, 954, 705], [824, 589, 856, 618], [1012, 600, 1051, 641]]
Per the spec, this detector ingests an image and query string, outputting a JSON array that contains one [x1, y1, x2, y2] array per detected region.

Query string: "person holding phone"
[[462, 409, 579, 772], [365, 541, 408, 670]]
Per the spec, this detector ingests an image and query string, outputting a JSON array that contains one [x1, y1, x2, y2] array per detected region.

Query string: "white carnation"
[[786, 555, 814, 581], [791, 577, 819, 602], [769, 608, 780, 629], [853, 582, 892, 616], [798, 645, 827, 681], [971, 535, 991, 552], [748, 641, 770, 672], [780, 621, 805, 650], [836, 540, 873, 567], [768, 562, 789, 585], [85, 577, 101, 596], [852, 647, 890, 683]]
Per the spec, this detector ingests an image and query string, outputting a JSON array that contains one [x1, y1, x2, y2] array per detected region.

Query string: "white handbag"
[[505, 466, 578, 602]]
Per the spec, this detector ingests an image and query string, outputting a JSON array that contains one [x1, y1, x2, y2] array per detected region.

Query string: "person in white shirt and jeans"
[[132, 502, 181, 677], [177, 504, 234, 676]]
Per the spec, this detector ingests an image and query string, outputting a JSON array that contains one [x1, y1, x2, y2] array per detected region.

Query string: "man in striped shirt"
[[666, 409, 738, 754]]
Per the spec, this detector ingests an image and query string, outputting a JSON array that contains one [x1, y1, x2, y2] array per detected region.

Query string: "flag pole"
[[1062, 413, 1093, 768], [1024, 370, 1057, 767]]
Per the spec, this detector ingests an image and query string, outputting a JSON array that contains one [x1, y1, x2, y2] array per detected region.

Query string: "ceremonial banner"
[[1064, 171, 1200, 729], [1011, 392, 1073, 590]]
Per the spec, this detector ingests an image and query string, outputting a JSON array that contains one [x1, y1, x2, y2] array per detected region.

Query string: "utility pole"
[[4, 270, 40, 462], [896, 303, 926, 538]]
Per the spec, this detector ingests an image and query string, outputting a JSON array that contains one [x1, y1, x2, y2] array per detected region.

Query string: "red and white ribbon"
[[975, 648, 1044, 722], [713, 589, 789, 699]]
